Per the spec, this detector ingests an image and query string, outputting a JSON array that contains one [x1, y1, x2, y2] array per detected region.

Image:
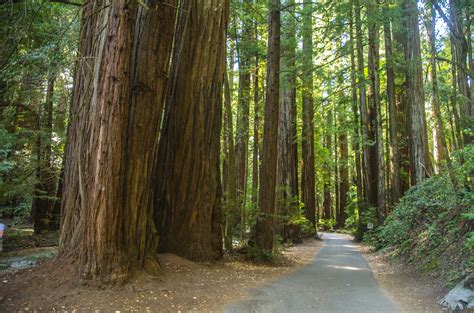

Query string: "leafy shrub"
[[374, 145, 474, 283], [318, 218, 336, 231]]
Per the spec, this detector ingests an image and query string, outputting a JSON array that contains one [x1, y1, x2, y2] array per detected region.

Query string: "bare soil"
[[0, 239, 323, 312], [361, 245, 447, 313]]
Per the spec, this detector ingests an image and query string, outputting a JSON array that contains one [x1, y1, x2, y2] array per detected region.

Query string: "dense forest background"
[[0, 0, 472, 285]]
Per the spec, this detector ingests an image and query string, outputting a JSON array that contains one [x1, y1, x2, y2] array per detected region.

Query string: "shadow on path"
[[225, 233, 400, 313]]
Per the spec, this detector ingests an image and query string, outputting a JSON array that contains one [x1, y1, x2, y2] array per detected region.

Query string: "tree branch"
[[430, 0, 465, 43]]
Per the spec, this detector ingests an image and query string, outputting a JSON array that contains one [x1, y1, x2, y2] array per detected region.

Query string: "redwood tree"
[[301, 1, 317, 229], [59, 0, 177, 282], [155, 0, 228, 262], [254, 0, 280, 253]]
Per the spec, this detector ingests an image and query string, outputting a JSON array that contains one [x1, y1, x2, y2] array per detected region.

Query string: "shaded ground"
[[361, 246, 446, 313], [0, 239, 323, 312], [226, 233, 399, 313], [1, 223, 58, 253]]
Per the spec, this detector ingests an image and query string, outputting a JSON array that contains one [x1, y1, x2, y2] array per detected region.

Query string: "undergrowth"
[[371, 145, 473, 285]]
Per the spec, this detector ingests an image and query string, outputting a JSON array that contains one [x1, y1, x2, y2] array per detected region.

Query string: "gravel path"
[[225, 233, 400, 313]]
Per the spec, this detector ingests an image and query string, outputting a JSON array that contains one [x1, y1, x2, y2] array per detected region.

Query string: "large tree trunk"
[[254, 0, 280, 253], [155, 0, 228, 262], [403, 0, 433, 185], [59, 0, 176, 283], [301, 1, 317, 229]]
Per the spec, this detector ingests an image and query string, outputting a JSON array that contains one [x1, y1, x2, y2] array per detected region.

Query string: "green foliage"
[[373, 146, 474, 283], [318, 218, 336, 231], [289, 214, 312, 234]]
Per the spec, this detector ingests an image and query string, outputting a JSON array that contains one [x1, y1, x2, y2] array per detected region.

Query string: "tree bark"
[[235, 0, 253, 232], [32, 75, 56, 233], [279, 0, 300, 242], [383, 12, 401, 206], [322, 108, 332, 221], [254, 0, 280, 253], [337, 131, 348, 229], [301, 1, 317, 229], [349, 0, 363, 213], [251, 21, 260, 240], [403, 0, 433, 185], [367, 0, 385, 224], [155, 0, 228, 262], [425, 0, 457, 186], [223, 69, 237, 251], [447, 0, 472, 145], [355, 0, 370, 236], [59, 0, 176, 283]]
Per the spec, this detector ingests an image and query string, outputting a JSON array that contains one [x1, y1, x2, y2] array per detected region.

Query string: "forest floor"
[[0, 232, 447, 312], [0, 237, 323, 312], [361, 245, 446, 313]]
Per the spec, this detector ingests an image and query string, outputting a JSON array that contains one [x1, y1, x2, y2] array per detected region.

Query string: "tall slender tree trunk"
[[223, 69, 237, 251], [254, 0, 280, 253], [252, 30, 260, 213], [301, 1, 317, 229], [349, 0, 363, 211], [403, 0, 433, 185], [447, 0, 471, 145], [337, 131, 349, 229], [32, 75, 56, 233], [425, 1, 457, 186], [367, 0, 385, 223], [59, 0, 177, 283], [323, 108, 332, 221], [392, 18, 411, 194], [155, 0, 228, 262], [235, 0, 253, 232], [449, 36, 463, 149], [383, 13, 401, 206], [355, 0, 370, 236], [278, 0, 297, 239]]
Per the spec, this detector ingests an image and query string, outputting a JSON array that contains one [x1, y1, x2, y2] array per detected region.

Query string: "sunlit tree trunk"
[[349, 0, 363, 213], [223, 69, 237, 251], [322, 108, 332, 221], [301, 1, 317, 229], [403, 0, 433, 185], [383, 12, 401, 206], [425, 0, 457, 186], [235, 0, 253, 232]]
